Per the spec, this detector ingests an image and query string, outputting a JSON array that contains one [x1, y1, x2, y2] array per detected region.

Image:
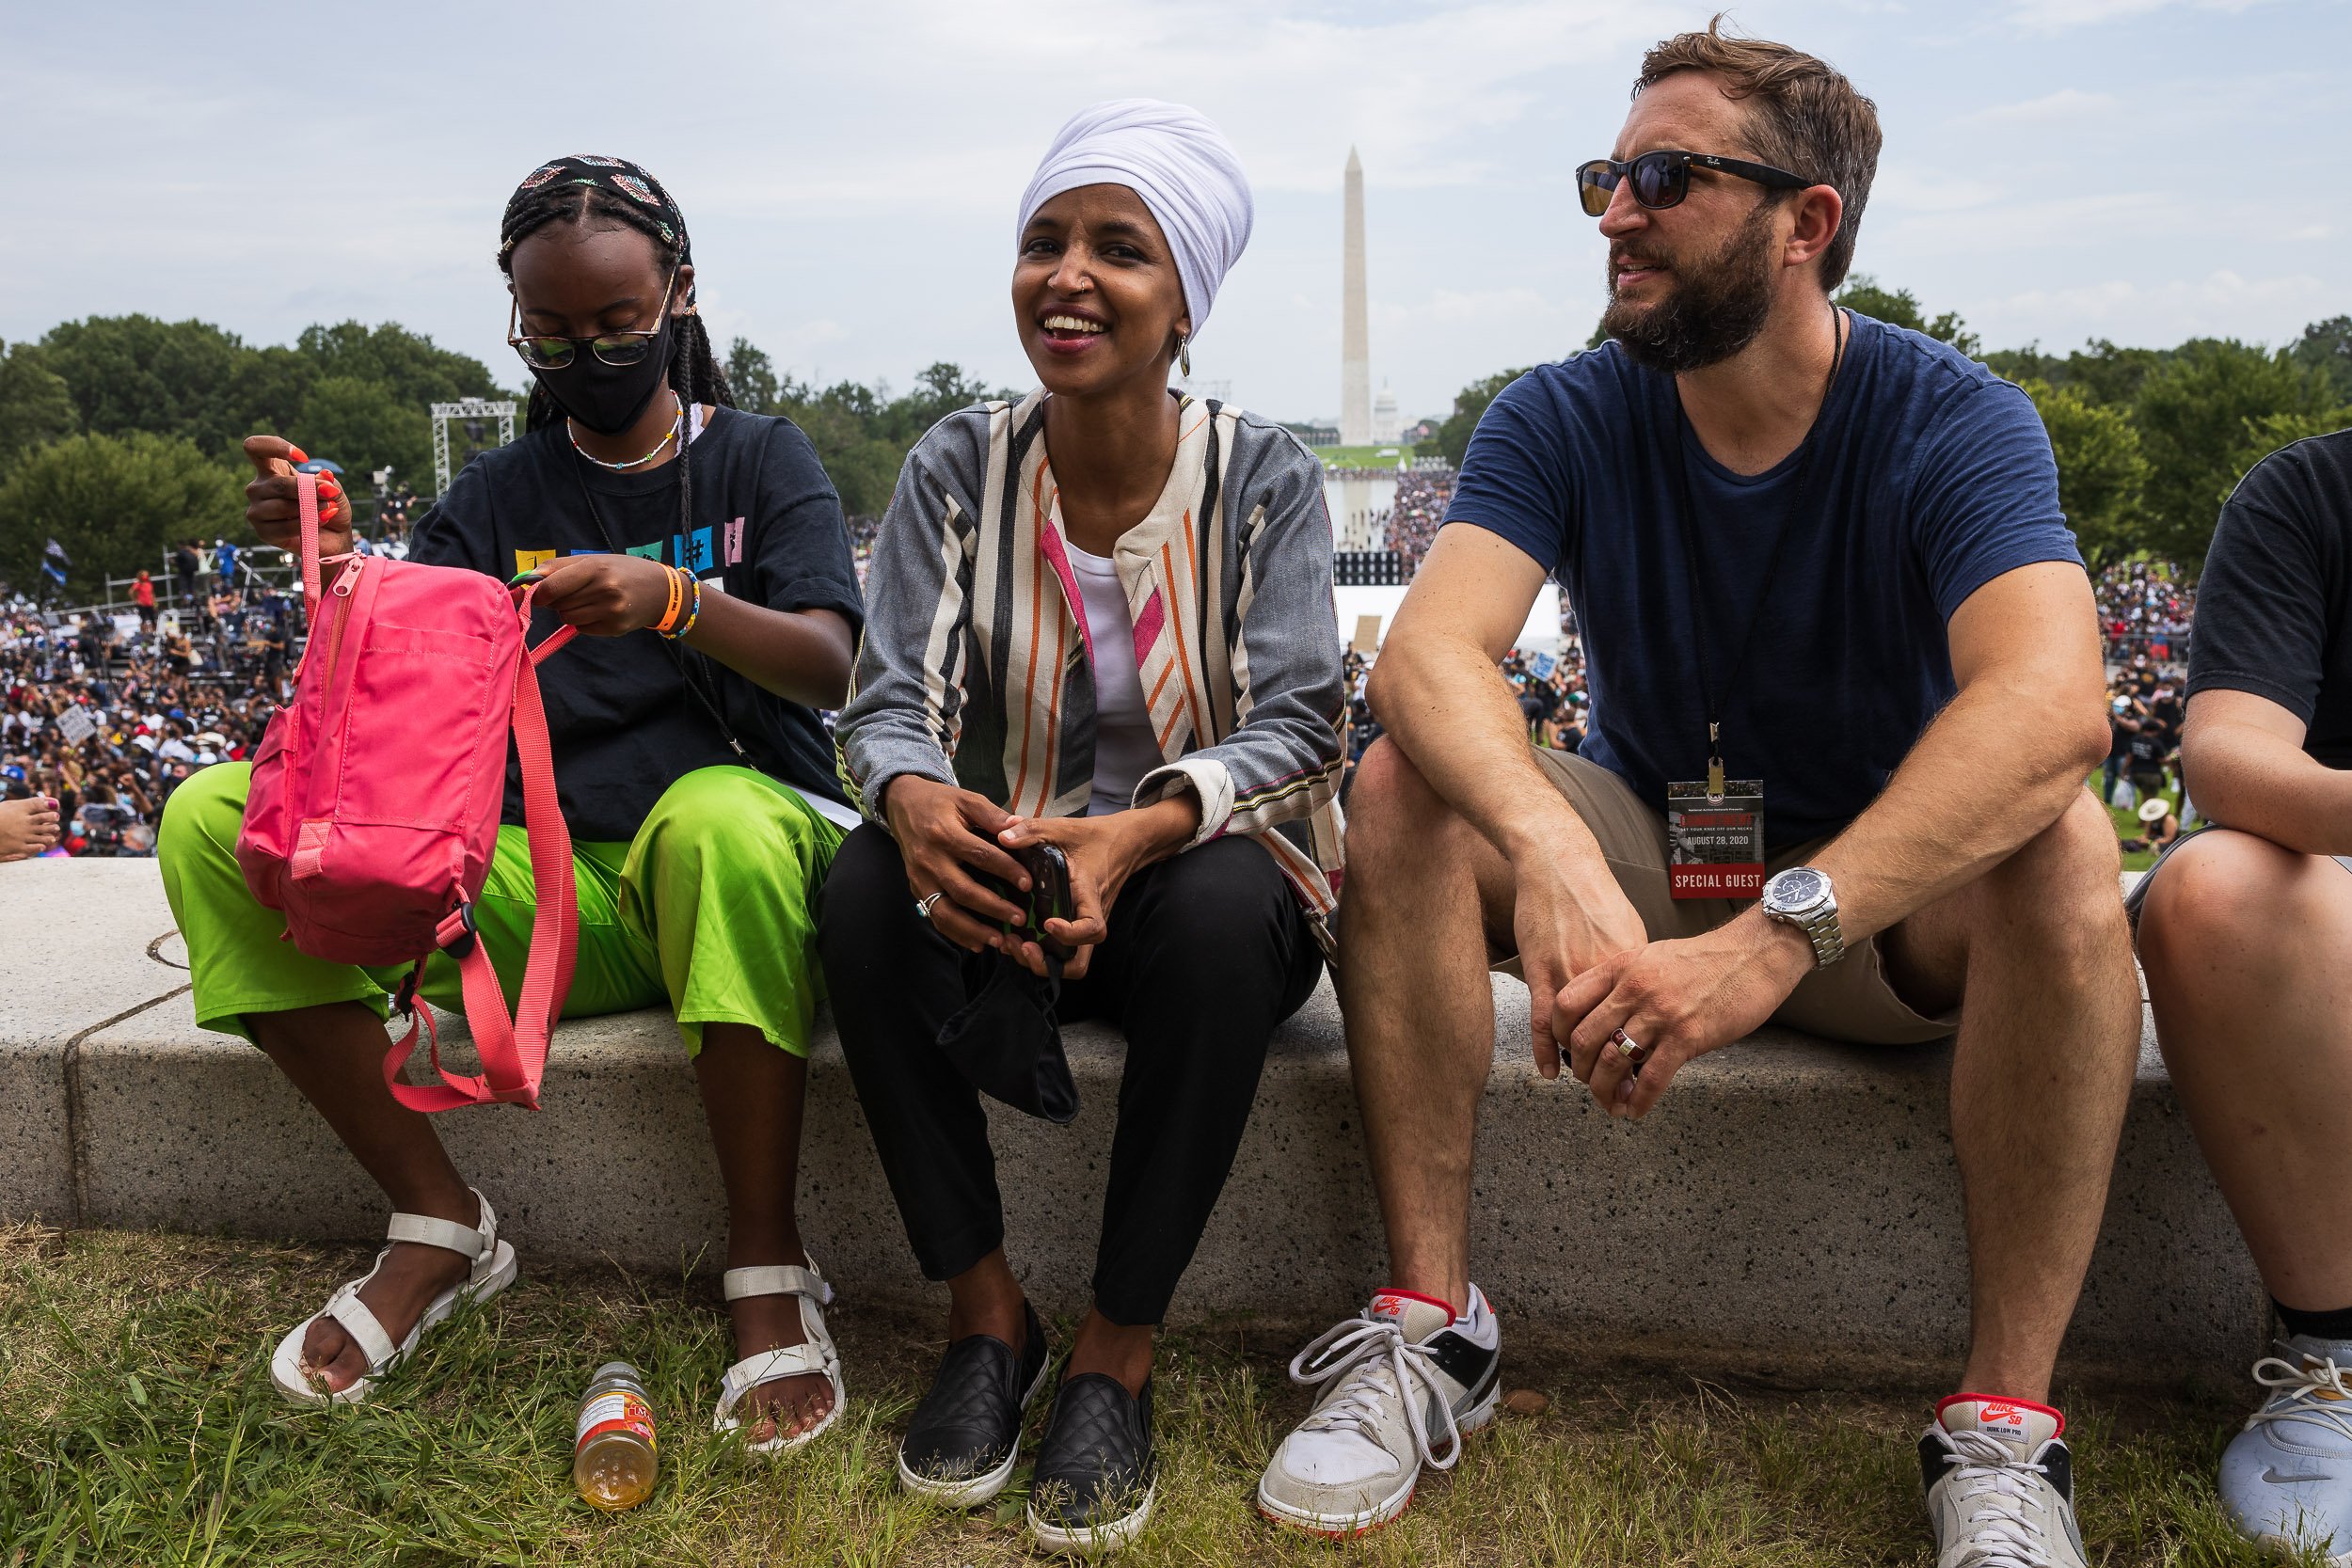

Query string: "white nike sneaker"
[[2217, 1337, 2352, 1565], [1257, 1286, 1501, 1536], [1919, 1395, 2088, 1568]]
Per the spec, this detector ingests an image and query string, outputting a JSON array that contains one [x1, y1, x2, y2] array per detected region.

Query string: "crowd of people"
[[1, 588, 299, 858], [2097, 558, 2191, 664], [3, 543, 2199, 866], [1380, 467, 1452, 573]]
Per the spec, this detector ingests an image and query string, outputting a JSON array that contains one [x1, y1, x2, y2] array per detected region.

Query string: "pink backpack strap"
[[294, 467, 324, 615], [383, 584, 579, 1112]]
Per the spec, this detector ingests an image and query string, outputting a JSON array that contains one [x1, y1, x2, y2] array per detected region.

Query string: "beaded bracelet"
[[660, 567, 703, 641]]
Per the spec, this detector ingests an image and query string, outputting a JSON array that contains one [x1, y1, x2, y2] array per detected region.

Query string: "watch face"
[[1768, 867, 1825, 912]]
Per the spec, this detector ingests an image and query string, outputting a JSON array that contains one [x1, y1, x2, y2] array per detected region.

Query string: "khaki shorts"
[[1494, 748, 1956, 1046]]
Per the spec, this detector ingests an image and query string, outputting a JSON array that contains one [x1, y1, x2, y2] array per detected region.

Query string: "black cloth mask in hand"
[[532, 313, 675, 436], [934, 947, 1080, 1124]]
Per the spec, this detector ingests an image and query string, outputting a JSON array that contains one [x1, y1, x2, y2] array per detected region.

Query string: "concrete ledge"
[[19, 864, 2267, 1381], [0, 859, 187, 1223]]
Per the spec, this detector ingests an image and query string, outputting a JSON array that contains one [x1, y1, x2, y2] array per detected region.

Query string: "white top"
[[1066, 543, 1161, 816]]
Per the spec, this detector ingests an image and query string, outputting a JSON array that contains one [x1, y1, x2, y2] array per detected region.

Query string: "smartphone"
[[976, 841, 1074, 960], [1018, 843, 1073, 959]]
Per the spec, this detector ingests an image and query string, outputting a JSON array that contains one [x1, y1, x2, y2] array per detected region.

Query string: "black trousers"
[[817, 822, 1322, 1326]]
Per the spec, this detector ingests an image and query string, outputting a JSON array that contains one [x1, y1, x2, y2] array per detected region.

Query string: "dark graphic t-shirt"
[[409, 408, 865, 842], [2186, 428, 2352, 768]]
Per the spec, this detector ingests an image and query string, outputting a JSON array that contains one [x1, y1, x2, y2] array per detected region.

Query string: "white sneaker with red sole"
[[1257, 1286, 1500, 1536], [1919, 1394, 2088, 1568]]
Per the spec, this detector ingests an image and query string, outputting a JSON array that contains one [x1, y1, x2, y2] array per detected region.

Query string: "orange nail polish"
[[288, 445, 308, 464]]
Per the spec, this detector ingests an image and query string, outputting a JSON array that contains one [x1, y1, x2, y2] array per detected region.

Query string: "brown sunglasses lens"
[[1577, 163, 1614, 217]]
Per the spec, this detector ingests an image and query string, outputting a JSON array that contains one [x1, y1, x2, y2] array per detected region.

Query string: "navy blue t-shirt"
[[1446, 314, 2081, 851]]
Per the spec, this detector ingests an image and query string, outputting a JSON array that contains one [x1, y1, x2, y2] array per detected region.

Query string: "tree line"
[[0, 314, 1010, 599], [0, 315, 507, 595], [8, 293, 2345, 598], [1431, 279, 2352, 574]]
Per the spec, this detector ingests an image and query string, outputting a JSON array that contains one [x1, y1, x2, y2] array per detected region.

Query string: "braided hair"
[[497, 157, 735, 561]]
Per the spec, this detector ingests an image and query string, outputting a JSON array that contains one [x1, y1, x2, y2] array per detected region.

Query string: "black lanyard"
[[562, 439, 751, 765], [1668, 307, 1847, 795]]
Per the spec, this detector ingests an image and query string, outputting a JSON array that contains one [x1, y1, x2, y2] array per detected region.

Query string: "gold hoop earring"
[[1178, 335, 1192, 378]]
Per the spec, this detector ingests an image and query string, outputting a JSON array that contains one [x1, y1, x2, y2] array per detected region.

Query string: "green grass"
[[0, 1225, 2317, 1566], [2106, 789, 2184, 874], [1311, 444, 1422, 469]]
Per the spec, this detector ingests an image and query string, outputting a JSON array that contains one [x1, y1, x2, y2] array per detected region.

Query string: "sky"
[[3, 0, 2345, 426]]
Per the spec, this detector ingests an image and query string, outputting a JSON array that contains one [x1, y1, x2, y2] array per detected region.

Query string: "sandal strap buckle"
[[723, 1261, 832, 1306], [323, 1288, 400, 1370], [385, 1190, 495, 1266]]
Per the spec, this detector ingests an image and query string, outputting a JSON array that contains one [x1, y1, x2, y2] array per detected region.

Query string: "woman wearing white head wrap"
[[823, 101, 1345, 1553]]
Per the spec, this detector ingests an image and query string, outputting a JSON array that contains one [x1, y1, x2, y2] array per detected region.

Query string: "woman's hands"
[[242, 436, 352, 554], [526, 554, 687, 638], [883, 775, 1035, 954], [995, 794, 1200, 979]]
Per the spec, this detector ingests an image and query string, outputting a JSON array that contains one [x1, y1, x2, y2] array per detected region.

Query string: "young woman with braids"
[[154, 156, 865, 1449]]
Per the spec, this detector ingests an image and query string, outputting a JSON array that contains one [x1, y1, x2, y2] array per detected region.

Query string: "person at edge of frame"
[[2133, 421, 2352, 1562]]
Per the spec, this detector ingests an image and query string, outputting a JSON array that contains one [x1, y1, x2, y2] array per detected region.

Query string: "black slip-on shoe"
[[896, 1300, 1049, 1505], [1026, 1372, 1157, 1554]]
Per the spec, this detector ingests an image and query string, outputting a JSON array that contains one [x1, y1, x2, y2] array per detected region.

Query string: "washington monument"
[[1340, 147, 1371, 446]]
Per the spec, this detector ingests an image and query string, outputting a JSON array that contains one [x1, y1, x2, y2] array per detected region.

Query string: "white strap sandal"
[[268, 1187, 517, 1408], [712, 1258, 846, 1454]]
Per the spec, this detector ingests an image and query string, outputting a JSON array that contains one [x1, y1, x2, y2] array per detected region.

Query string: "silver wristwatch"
[[1760, 866, 1846, 968]]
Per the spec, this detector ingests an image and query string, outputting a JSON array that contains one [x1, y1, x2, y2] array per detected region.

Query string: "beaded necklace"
[[567, 396, 683, 471]]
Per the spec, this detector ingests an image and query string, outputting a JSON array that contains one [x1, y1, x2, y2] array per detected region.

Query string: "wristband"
[[659, 566, 702, 641], [650, 565, 686, 636]]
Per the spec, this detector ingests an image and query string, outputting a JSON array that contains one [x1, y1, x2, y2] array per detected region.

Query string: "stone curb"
[[5, 863, 2265, 1380]]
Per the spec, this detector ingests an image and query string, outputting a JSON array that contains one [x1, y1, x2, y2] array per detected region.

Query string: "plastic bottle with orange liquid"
[[573, 1361, 658, 1511]]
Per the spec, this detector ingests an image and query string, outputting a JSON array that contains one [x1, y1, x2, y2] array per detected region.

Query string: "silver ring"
[[916, 893, 945, 920], [1611, 1027, 1647, 1063]]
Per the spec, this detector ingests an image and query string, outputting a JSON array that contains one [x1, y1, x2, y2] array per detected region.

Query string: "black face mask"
[[532, 314, 675, 436]]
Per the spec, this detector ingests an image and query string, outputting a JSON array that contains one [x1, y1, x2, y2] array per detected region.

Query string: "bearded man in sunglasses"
[[1256, 23, 2139, 1563]]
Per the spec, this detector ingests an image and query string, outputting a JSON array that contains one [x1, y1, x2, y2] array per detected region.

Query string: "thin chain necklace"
[[568, 396, 681, 471]]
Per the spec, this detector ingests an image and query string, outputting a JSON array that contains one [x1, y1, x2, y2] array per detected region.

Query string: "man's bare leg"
[[2138, 830, 2352, 1310], [251, 1001, 480, 1392], [1884, 790, 2140, 1400], [1341, 739, 1523, 1314]]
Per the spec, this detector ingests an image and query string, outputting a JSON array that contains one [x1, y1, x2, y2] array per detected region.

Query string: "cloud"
[[1871, 163, 2007, 214], [2002, 0, 2273, 30], [1877, 189, 2181, 252], [1959, 87, 2121, 124], [1975, 269, 2334, 346]]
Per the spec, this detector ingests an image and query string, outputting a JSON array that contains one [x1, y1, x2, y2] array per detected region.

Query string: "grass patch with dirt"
[[0, 1226, 2313, 1565]]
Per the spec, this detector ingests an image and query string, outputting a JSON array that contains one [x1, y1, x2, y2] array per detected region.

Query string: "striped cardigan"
[[835, 389, 1346, 949]]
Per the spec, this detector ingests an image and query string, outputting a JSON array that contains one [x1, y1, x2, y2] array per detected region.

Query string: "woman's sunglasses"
[[507, 268, 679, 371], [1575, 150, 1812, 218]]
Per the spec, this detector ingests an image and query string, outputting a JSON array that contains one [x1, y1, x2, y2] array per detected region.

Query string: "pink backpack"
[[238, 469, 580, 1112]]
